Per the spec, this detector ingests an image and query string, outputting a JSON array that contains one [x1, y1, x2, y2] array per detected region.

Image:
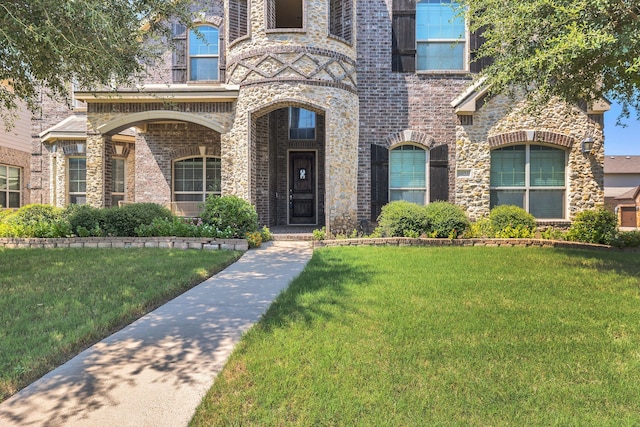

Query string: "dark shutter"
[[392, 0, 416, 72], [429, 145, 449, 202], [371, 144, 389, 222], [172, 22, 187, 83], [469, 26, 493, 73], [329, 0, 353, 43], [229, 0, 249, 43]]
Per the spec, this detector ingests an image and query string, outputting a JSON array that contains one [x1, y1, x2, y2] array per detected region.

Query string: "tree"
[[460, 0, 640, 118], [0, 0, 192, 126]]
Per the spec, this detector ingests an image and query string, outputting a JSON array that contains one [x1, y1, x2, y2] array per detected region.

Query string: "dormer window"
[[189, 25, 219, 81], [267, 0, 304, 30]]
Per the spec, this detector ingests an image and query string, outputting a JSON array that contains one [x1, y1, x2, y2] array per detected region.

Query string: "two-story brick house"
[[31, 0, 607, 233]]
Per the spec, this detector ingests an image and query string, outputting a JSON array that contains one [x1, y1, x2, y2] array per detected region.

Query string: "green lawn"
[[0, 248, 241, 402], [192, 246, 640, 426]]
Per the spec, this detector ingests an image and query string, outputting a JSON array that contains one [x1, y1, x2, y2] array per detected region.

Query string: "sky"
[[604, 102, 640, 155]]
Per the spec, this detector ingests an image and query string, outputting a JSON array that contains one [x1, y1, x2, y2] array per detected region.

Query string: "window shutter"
[[392, 0, 416, 72], [229, 0, 248, 43], [329, 0, 353, 43], [371, 144, 389, 221], [266, 0, 276, 29], [429, 144, 449, 202], [172, 22, 187, 83], [469, 26, 493, 73]]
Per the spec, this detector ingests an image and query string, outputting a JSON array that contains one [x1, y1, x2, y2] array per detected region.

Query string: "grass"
[[0, 247, 242, 402], [191, 246, 640, 426]]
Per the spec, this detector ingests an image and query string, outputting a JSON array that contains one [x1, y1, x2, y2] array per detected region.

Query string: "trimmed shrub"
[[260, 226, 273, 243], [424, 201, 470, 238], [0, 204, 70, 238], [201, 195, 258, 238], [103, 203, 173, 237], [6, 204, 63, 227], [566, 208, 617, 245], [376, 201, 430, 237], [463, 218, 492, 238], [489, 205, 536, 235], [610, 231, 640, 248], [65, 204, 106, 237]]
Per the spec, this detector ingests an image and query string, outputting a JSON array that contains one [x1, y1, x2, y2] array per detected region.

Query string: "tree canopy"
[[0, 0, 191, 125], [460, 0, 640, 118]]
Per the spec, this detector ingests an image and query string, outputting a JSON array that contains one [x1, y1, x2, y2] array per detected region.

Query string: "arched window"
[[390, 145, 428, 204], [189, 25, 219, 81], [490, 144, 567, 219], [173, 157, 221, 202]]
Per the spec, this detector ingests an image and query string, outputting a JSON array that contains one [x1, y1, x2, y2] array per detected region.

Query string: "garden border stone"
[[0, 237, 249, 251]]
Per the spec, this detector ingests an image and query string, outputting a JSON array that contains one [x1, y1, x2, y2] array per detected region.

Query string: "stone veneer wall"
[[0, 145, 31, 207], [455, 97, 605, 220], [355, 0, 471, 223]]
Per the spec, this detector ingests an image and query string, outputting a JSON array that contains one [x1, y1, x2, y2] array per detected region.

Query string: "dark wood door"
[[289, 152, 316, 224], [620, 207, 637, 227]]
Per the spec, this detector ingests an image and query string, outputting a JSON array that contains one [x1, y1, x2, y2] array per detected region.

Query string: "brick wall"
[[355, 0, 471, 222]]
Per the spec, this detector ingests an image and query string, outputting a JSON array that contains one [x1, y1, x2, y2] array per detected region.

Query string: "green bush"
[[0, 204, 70, 237], [135, 217, 233, 238], [260, 226, 273, 243], [376, 201, 430, 237], [312, 227, 327, 241], [424, 201, 470, 238], [489, 205, 536, 235], [463, 218, 492, 238], [65, 204, 106, 237], [566, 208, 617, 245], [201, 195, 258, 238], [609, 231, 640, 248], [246, 231, 263, 248], [6, 204, 63, 227], [103, 203, 173, 237]]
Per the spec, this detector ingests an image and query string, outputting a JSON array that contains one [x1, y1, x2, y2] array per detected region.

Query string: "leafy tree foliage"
[[460, 0, 640, 117], [0, 0, 191, 124]]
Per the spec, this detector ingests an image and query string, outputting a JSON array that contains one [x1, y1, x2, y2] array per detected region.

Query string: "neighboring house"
[[0, 100, 31, 209], [30, 0, 607, 233], [604, 155, 640, 227]]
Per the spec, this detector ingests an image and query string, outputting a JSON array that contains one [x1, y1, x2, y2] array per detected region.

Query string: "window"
[[267, 0, 303, 29], [0, 165, 21, 208], [289, 107, 316, 140], [390, 145, 428, 204], [173, 157, 221, 201], [329, 0, 352, 43], [416, 0, 465, 71], [112, 158, 126, 207], [68, 157, 87, 205], [189, 25, 219, 81], [490, 145, 566, 219]]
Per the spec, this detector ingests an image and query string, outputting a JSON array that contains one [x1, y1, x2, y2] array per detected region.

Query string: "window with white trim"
[[490, 145, 567, 219], [112, 158, 126, 207], [189, 25, 219, 81], [173, 157, 221, 202], [0, 165, 21, 208], [289, 107, 316, 140], [416, 0, 465, 71], [68, 157, 87, 205], [390, 145, 428, 205]]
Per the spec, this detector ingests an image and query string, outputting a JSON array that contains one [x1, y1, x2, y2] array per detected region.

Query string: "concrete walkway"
[[0, 240, 313, 427]]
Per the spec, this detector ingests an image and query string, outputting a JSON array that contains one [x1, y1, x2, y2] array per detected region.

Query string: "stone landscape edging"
[[0, 237, 249, 251], [313, 237, 640, 252]]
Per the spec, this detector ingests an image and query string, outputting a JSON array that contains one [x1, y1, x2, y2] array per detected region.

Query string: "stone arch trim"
[[488, 131, 576, 148], [249, 98, 326, 118], [97, 111, 226, 135], [168, 145, 221, 161], [193, 15, 224, 27], [384, 130, 437, 149]]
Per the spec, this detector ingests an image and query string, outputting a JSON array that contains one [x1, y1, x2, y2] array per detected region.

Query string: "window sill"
[[416, 70, 470, 76], [266, 28, 306, 35]]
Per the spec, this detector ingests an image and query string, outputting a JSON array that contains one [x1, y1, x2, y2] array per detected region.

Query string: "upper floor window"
[[0, 165, 21, 208], [267, 0, 303, 30], [289, 107, 316, 140], [490, 145, 567, 219], [189, 25, 219, 81], [416, 0, 466, 71]]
